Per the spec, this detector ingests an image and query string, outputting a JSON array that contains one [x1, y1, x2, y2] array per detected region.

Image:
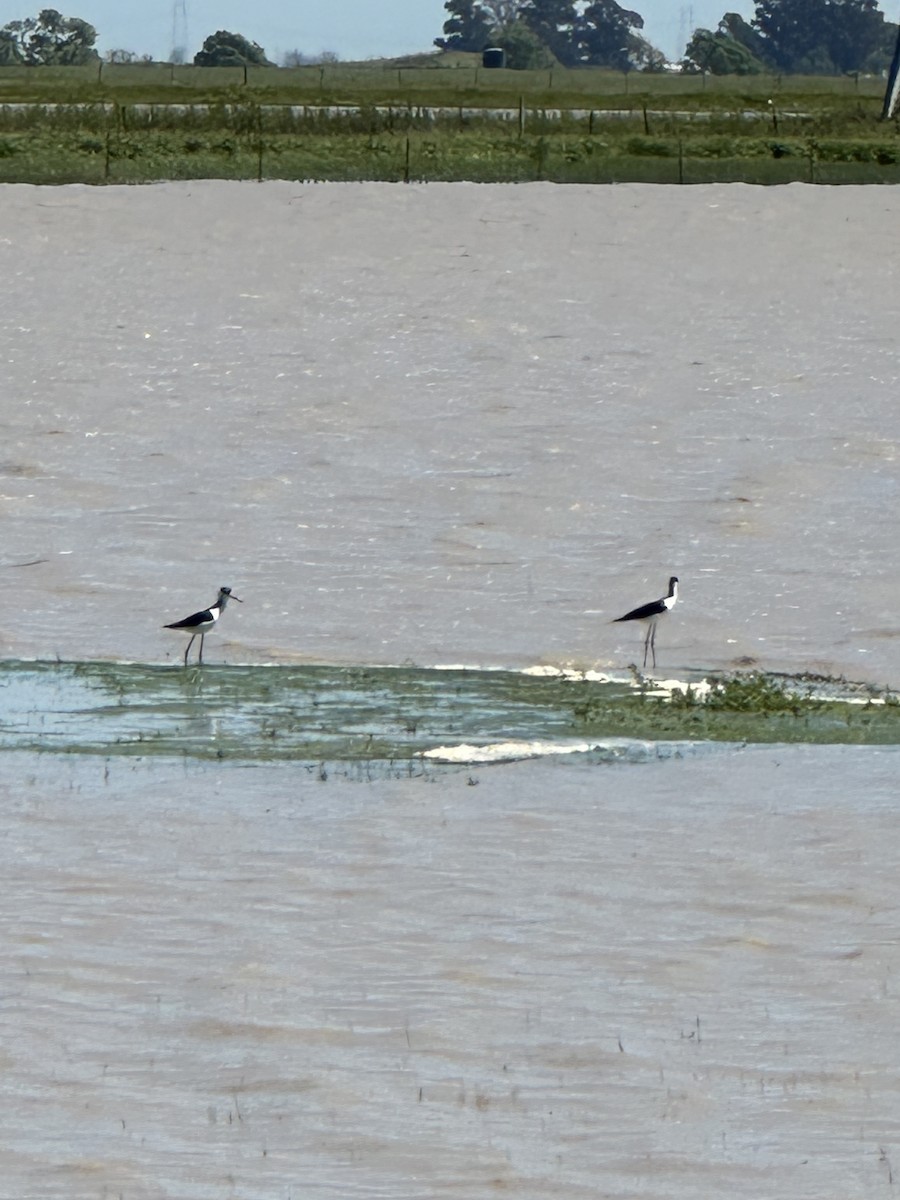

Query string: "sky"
[[2, 1, 768, 64], [8, 1, 900, 65]]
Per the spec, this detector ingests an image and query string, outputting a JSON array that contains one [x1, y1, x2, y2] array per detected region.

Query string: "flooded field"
[[3, 745, 900, 1199], [0, 659, 898, 762], [1, 181, 898, 682], [1, 181, 899, 1197]]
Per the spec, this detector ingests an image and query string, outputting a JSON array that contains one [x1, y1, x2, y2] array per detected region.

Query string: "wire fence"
[[0, 63, 888, 102], [1, 128, 898, 186], [0, 88, 897, 186]]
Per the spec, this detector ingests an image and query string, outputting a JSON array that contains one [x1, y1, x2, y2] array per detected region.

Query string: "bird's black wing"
[[613, 599, 665, 623], [164, 607, 213, 630]]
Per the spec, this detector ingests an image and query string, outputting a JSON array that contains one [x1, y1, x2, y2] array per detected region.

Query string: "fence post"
[[257, 104, 263, 182], [535, 136, 547, 181], [518, 95, 525, 139], [678, 138, 684, 184]]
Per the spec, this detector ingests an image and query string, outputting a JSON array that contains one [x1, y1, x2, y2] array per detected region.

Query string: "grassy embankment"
[[0, 58, 897, 184]]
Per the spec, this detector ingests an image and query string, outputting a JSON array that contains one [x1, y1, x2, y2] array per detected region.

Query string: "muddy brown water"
[[1, 181, 898, 680], [2, 747, 899, 1199], [1, 181, 899, 1197]]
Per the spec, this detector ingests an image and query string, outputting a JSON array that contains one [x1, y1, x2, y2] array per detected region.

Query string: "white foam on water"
[[521, 664, 618, 683], [647, 676, 715, 701], [422, 738, 596, 763], [420, 737, 728, 765]]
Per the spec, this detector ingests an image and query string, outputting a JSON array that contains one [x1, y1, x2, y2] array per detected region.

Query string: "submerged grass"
[[574, 669, 900, 746], [674, 671, 824, 712], [0, 661, 897, 764]]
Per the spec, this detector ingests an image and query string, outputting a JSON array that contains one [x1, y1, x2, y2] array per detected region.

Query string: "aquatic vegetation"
[[574, 668, 900, 746], [1, 661, 897, 764], [671, 671, 819, 713], [670, 670, 896, 714]]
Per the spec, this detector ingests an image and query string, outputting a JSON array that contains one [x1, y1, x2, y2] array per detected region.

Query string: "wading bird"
[[164, 586, 242, 666], [613, 577, 678, 670]]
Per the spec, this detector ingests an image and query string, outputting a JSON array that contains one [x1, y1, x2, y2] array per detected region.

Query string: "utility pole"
[[170, 0, 188, 64], [677, 5, 695, 57], [883, 5, 900, 119]]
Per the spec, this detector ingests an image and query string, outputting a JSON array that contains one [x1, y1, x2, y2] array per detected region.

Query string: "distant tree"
[[435, 0, 665, 69], [435, 0, 494, 52], [719, 12, 771, 64], [481, 0, 523, 30], [631, 37, 667, 71], [820, 0, 885, 72], [863, 20, 899, 75], [436, 0, 540, 52], [283, 49, 340, 66], [751, 0, 885, 73], [521, 0, 579, 65], [683, 27, 766, 73], [0, 29, 24, 64], [194, 30, 273, 67], [0, 8, 99, 65], [105, 48, 154, 64], [575, 1, 649, 70], [493, 20, 557, 67]]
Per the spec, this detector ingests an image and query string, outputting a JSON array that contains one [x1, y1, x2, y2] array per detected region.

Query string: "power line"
[[677, 5, 695, 56], [171, 0, 188, 63]]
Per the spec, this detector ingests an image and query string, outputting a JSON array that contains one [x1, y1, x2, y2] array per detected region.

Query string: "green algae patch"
[[0, 661, 897, 764], [574, 670, 900, 746]]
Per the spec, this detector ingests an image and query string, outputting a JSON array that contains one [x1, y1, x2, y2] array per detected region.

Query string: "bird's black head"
[[220, 586, 232, 595]]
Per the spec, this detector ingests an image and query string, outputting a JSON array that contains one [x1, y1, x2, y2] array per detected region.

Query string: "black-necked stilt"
[[613, 576, 678, 670], [164, 586, 242, 666]]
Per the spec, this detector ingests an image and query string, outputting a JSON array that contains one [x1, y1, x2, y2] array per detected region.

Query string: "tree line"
[[0, 10, 313, 69], [0, 3, 897, 76], [438, 0, 898, 74]]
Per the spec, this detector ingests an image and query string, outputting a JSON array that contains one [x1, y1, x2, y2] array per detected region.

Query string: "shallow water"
[[1, 181, 899, 682], [2, 181, 900, 1197], [1, 660, 897, 762], [2, 745, 900, 1199]]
